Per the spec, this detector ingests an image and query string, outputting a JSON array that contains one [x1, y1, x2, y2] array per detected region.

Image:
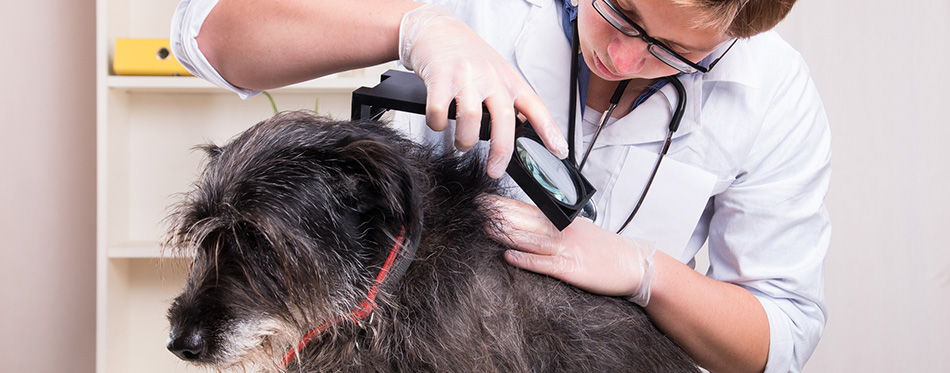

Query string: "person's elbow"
[[194, 11, 251, 89], [193, 2, 279, 90]]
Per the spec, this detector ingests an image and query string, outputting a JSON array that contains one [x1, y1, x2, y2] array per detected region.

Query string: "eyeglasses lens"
[[648, 47, 698, 74], [593, 0, 640, 37], [592, 0, 699, 74]]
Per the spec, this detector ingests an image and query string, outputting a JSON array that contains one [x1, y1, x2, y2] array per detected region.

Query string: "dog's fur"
[[164, 111, 697, 372]]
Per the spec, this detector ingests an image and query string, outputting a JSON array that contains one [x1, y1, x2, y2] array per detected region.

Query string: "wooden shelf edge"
[[106, 74, 383, 94], [108, 244, 171, 259]]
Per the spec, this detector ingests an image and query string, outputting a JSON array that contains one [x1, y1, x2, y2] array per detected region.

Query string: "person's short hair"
[[673, 0, 796, 38]]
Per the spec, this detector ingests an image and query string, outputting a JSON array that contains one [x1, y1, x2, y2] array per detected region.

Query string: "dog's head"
[[164, 111, 425, 369]]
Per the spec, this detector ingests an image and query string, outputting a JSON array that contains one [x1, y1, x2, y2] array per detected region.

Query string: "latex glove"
[[399, 4, 569, 178], [488, 195, 657, 306]]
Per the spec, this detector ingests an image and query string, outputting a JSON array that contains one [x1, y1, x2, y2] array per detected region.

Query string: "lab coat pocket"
[[598, 145, 717, 260]]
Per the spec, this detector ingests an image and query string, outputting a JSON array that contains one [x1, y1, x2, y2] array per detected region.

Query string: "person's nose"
[[606, 37, 649, 75]]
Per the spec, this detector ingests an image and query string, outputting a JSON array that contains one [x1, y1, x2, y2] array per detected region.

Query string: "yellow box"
[[113, 38, 192, 76]]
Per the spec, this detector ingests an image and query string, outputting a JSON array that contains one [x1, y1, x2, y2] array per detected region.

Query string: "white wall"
[[0, 0, 97, 372], [774, 0, 950, 371], [0, 0, 946, 371]]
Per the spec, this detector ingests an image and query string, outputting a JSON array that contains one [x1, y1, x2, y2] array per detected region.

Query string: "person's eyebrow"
[[617, 0, 707, 52]]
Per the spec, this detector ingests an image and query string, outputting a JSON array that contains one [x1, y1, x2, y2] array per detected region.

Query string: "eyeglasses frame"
[[592, 0, 737, 74]]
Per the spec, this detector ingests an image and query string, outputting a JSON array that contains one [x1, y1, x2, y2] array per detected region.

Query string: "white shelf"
[[107, 73, 385, 93], [107, 244, 165, 259]]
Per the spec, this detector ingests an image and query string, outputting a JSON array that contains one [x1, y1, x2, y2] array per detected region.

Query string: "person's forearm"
[[197, 0, 423, 90], [645, 252, 770, 373]]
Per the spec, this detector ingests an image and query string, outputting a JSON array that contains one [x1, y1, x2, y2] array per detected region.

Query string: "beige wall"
[[0, 0, 97, 372], [775, 0, 950, 371]]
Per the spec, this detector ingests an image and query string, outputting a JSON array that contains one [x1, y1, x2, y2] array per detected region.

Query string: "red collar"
[[280, 230, 407, 368]]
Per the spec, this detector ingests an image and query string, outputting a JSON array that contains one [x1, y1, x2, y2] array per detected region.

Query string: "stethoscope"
[[349, 21, 686, 233], [565, 19, 686, 234]]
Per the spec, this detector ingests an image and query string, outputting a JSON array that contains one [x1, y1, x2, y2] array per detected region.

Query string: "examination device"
[[351, 70, 596, 230]]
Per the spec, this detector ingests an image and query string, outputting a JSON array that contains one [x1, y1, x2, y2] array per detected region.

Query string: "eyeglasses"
[[592, 0, 736, 74]]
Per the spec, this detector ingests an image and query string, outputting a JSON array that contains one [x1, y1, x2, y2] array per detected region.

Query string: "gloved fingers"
[[453, 88, 485, 153], [488, 195, 555, 236], [483, 93, 516, 179], [512, 85, 569, 160], [493, 210, 575, 277], [504, 247, 577, 277], [488, 193, 656, 299], [487, 195, 563, 255], [400, 3, 566, 174], [424, 80, 453, 133], [498, 220, 564, 257], [508, 222, 651, 299]]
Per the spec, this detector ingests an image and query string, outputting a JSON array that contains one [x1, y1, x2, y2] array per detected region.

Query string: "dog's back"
[[165, 111, 696, 372]]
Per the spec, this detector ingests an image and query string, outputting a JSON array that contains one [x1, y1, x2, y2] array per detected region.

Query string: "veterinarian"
[[171, 0, 831, 371]]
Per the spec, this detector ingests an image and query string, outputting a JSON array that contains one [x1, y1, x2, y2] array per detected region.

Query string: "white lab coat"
[[171, 1, 831, 371]]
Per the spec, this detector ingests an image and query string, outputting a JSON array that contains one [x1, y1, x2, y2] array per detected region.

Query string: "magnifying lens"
[[505, 122, 596, 230], [517, 136, 577, 205], [352, 70, 596, 230]]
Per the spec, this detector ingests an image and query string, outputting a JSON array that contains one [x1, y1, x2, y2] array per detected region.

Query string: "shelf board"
[[108, 243, 197, 260], [106, 74, 383, 94], [108, 243, 169, 259]]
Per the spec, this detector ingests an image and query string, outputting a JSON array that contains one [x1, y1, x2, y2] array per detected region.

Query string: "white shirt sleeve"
[[705, 36, 832, 372], [170, 0, 262, 99]]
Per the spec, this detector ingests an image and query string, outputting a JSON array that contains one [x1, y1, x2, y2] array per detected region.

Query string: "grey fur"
[[164, 111, 698, 372]]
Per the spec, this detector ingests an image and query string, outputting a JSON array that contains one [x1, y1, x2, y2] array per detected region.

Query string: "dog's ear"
[[337, 130, 424, 242], [194, 143, 225, 162]]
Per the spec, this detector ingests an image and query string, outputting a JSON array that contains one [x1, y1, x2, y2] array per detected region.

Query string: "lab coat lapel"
[[587, 73, 703, 147], [700, 37, 759, 88], [585, 37, 760, 148]]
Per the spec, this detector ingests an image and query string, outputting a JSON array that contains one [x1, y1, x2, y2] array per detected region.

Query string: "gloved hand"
[[399, 4, 569, 179], [488, 195, 657, 307]]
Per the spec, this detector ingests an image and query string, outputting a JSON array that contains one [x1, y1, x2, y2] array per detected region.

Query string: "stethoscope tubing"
[[567, 16, 687, 233], [578, 79, 631, 172]]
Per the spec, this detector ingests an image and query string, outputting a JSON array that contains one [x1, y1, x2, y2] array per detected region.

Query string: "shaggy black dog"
[[164, 110, 697, 372]]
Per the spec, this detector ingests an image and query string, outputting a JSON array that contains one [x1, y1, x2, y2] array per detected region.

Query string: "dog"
[[163, 110, 697, 372]]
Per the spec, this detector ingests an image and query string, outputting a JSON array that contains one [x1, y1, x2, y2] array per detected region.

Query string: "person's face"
[[577, 0, 731, 80]]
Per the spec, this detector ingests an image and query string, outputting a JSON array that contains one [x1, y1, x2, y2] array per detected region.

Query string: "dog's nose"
[[166, 329, 207, 361]]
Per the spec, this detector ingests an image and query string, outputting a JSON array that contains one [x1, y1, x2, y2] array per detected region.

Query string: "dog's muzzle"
[[167, 327, 207, 361]]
